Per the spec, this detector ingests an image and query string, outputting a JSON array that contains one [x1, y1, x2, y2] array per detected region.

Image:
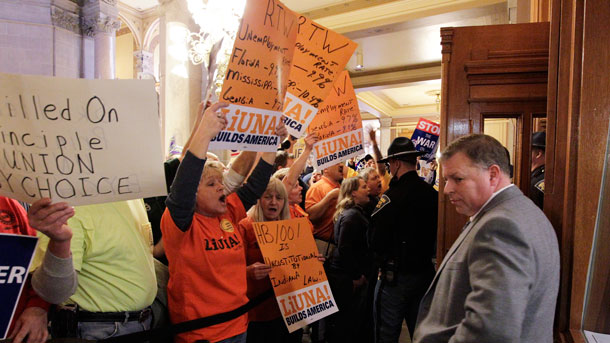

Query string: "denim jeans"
[[217, 332, 247, 343], [77, 316, 152, 340], [373, 271, 432, 343]]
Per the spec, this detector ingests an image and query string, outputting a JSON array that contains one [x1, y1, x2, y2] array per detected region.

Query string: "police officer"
[[530, 131, 546, 209], [370, 137, 438, 342]]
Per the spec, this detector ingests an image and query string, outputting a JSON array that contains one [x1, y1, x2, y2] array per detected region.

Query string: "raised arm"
[[283, 133, 317, 190], [368, 127, 386, 176], [166, 102, 229, 230]]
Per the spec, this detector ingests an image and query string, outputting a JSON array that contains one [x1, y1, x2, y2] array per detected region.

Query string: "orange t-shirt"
[[161, 193, 248, 343], [305, 176, 339, 241], [289, 204, 308, 218], [238, 216, 280, 322]]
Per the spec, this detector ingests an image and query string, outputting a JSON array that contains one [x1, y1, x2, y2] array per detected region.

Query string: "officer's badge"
[[372, 194, 391, 216], [535, 180, 545, 192], [220, 219, 235, 232]]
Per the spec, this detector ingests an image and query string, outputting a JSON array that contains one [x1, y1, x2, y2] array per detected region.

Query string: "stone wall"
[[0, 0, 87, 77]]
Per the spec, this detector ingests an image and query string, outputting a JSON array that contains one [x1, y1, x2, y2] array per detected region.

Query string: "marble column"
[[158, 0, 202, 159], [82, 0, 120, 79], [379, 117, 393, 156], [134, 50, 154, 79]]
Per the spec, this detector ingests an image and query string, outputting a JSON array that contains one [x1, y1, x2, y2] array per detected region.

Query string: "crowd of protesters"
[[4, 100, 558, 343]]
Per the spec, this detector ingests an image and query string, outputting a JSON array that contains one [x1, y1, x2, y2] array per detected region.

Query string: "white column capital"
[[379, 117, 393, 128]]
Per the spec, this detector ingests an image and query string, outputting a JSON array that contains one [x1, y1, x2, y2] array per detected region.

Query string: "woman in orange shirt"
[[238, 177, 299, 343], [161, 102, 285, 343]]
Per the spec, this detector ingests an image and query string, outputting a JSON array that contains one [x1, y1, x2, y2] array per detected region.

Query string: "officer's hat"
[[532, 131, 546, 148], [378, 137, 424, 163]]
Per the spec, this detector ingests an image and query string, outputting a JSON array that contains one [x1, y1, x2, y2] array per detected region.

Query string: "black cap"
[[378, 137, 425, 163], [532, 131, 546, 148]]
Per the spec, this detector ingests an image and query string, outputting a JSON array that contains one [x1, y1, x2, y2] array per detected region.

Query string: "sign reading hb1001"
[[252, 217, 338, 332]]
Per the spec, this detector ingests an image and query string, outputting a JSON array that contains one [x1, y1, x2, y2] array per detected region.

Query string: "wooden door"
[[437, 22, 550, 263]]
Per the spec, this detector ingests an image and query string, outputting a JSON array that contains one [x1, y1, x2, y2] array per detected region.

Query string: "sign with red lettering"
[[0, 72, 166, 206], [252, 217, 338, 332], [210, 0, 298, 152], [308, 71, 364, 170], [281, 16, 357, 137], [411, 118, 440, 161]]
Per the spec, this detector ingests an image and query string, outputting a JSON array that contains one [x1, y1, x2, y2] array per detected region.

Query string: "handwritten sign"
[[411, 118, 440, 161], [308, 71, 364, 170], [0, 73, 166, 206], [281, 17, 357, 137], [0, 233, 38, 339], [210, 0, 298, 152], [252, 217, 338, 332]]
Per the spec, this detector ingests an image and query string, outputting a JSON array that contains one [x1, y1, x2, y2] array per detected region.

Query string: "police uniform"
[[369, 137, 438, 341], [530, 131, 546, 210], [531, 165, 545, 209]]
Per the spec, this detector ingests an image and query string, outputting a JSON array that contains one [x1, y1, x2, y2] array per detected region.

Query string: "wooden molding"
[[350, 62, 441, 89], [465, 57, 549, 75], [441, 27, 455, 62]]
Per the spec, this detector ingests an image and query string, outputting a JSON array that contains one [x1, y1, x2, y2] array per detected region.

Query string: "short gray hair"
[[440, 134, 511, 175], [359, 167, 378, 181]]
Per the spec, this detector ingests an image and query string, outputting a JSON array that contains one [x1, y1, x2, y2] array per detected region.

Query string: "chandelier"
[[425, 90, 441, 113], [185, 0, 246, 67]]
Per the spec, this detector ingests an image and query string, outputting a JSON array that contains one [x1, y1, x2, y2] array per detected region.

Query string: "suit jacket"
[[413, 185, 559, 343]]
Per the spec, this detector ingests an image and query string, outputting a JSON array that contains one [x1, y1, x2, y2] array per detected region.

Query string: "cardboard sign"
[[0, 233, 38, 339], [210, 0, 298, 152], [252, 217, 338, 332], [281, 17, 357, 137], [0, 73, 167, 206], [308, 71, 364, 170], [411, 118, 440, 161]]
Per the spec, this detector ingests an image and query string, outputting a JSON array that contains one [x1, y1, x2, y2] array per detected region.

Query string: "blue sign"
[[0, 233, 38, 339], [411, 118, 440, 161]]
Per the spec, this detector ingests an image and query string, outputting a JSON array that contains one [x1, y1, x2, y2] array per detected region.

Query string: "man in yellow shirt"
[[32, 199, 156, 340]]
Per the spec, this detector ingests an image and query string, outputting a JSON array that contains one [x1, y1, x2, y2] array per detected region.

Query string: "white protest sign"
[[0, 73, 167, 206]]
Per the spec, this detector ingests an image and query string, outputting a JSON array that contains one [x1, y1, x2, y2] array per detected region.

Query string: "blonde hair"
[[273, 168, 289, 181], [202, 160, 225, 179], [334, 176, 363, 222], [247, 177, 291, 222]]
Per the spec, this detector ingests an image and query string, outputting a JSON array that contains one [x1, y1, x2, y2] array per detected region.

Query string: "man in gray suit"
[[413, 134, 560, 343]]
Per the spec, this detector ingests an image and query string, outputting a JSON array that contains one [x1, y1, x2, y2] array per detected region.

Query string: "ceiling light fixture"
[[185, 0, 247, 97], [354, 47, 365, 71], [425, 90, 441, 112]]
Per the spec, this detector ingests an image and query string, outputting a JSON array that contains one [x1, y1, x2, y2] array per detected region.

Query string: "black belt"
[[66, 306, 152, 323]]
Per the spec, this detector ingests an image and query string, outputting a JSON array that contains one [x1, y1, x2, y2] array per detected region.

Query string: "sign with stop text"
[[308, 71, 364, 170], [252, 217, 338, 332], [0, 233, 38, 339], [210, 0, 298, 152], [281, 16, 357, 137], [411, 118, 440, 161], [0, 73, 166, 206]]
